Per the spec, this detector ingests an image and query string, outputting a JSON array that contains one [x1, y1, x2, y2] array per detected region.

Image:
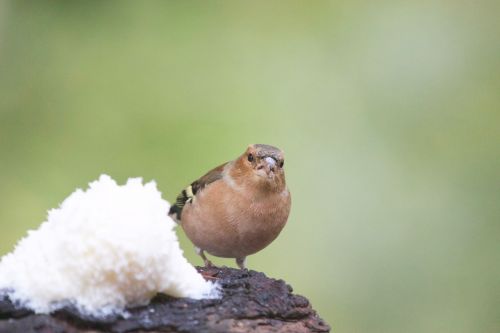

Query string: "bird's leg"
[[236, 257, 247, 269], [195, 247, 213, 267]]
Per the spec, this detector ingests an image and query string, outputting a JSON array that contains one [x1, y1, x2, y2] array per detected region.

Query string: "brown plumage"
[[169, 144, 291, 269]]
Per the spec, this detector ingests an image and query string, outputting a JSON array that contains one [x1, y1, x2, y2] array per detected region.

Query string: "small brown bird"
[[169, 144, 291, 269]]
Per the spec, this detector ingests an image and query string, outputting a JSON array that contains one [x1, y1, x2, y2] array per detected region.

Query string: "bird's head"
[[234, 144, 286, 191]]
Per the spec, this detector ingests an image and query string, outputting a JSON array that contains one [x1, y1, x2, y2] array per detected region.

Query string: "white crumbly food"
[[0, 175, 218, 316]]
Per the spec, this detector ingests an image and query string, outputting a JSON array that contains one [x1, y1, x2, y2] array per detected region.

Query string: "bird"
[[169, 144, 291, 269]]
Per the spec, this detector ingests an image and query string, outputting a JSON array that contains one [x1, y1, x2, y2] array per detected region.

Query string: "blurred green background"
[[0, 1, 499, 332]]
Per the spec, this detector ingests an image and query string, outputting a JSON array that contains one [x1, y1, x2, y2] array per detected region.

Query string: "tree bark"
[[0, 266, 330, 333]]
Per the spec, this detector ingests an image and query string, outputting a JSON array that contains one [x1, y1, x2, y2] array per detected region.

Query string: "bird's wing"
[[168, 162, 227, 222]]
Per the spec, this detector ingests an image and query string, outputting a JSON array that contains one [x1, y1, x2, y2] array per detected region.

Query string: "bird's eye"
[[247, 153, 254, 162], [279, 160, 284, 168]]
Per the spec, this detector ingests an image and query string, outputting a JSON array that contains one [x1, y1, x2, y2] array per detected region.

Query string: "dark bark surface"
[[0, 266, 330, 333]]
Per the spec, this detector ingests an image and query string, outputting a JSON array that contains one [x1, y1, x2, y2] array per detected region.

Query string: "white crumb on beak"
[[0, 175, 219, 317], [264, 156, 276, 167]]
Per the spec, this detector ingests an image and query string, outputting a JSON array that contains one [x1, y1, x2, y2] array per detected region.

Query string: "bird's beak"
[[263, 156, 277, 177]]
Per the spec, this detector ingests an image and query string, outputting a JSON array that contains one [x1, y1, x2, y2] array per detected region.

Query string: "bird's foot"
[[200, 271, 218, 280], [203, 258, 214, 268], [195, 247, 215, 269], [198, 261, 220, 281], [236, 257, 247, 269]]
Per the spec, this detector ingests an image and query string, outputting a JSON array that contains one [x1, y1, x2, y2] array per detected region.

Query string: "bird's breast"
[[180, 180, 291, 258]]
